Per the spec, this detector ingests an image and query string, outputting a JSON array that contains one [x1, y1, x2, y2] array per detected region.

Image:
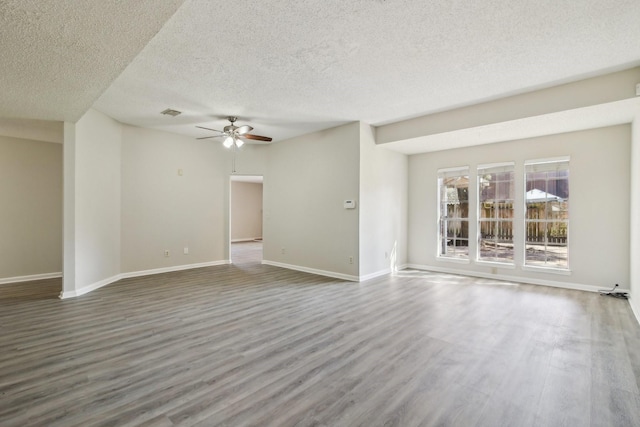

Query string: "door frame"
[[228, 174, 264, 263]]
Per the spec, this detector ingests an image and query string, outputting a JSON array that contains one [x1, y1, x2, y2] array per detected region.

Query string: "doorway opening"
[[229, 175, 263, 265]]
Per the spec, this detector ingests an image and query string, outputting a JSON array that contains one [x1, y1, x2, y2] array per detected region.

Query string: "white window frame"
[[437, 166, 470, 262], [523, 157, 570, 271], [477, 162, 515, 266]]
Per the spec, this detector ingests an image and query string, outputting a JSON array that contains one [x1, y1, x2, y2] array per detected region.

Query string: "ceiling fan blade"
[[235, 125, 253, 135], [242, 133, 272, 142], [195, 125, 224, 133], [196, 135, 221, 140]]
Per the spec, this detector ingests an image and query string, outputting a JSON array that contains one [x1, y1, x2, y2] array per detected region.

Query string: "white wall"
[[359, 123, 408, 278], [377, 67, 640, 144], [63, 122, 76, 291], [408, 125, 631, 290], [231, 181, 263, 241], [630, 111, 640, 318], [0, 118, 63, 144], [264, 122, 360, 279], [0, 136, 62, 282], [62, 116, 269, 294], [63, 109, 122, 297], [119, 125, 269, 273], [121, 125, 226, 272]]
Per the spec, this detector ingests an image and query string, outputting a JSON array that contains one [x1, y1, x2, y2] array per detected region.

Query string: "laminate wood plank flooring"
[[2, 245, 640, 426]]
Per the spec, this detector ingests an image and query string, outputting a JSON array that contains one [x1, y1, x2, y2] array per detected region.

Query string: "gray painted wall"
[[359, 122, 408, 277], [63, 109, 122, 296], [231, 181, 263, 242], [264, 122, 361, 278], [408, 125, 631, 290], [0, 136, 62, 281]]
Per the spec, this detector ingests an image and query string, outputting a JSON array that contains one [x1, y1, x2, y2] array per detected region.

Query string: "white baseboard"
[[262, 260, 359, 282], [404, 263, 616, 294], [0, 272, 62, 285], [359, 268, 391, 282], [629, 297, 640, 326], [59, 260, 231, 299], [120, 260, 230, 279], [59, 274, 121, 299], [231, 238, 262, 243]]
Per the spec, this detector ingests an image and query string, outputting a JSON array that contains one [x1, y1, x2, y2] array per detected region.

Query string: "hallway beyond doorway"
[[231, 241, 262, 265]]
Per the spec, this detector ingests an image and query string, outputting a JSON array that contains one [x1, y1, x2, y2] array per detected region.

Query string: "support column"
[[62, 122, 76, 297], [630, 109, 640, 321]]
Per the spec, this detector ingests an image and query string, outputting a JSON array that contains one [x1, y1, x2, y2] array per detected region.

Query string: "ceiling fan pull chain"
[[232, 145, 237, 173]]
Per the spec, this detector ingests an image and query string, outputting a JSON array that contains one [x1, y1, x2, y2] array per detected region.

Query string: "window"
[[524, 158, 569, 269], [477, 163, 515, 263], [438, 167, 469, 259]]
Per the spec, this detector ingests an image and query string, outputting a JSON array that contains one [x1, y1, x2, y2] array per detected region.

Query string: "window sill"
[[476, 260, 516, 269], [436, 256, 470, 264], [522, 265, 571, 275]]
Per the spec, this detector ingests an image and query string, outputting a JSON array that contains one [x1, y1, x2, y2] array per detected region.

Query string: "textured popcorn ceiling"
[[0, 0, 184, 122], [2, 0, 640, 143]]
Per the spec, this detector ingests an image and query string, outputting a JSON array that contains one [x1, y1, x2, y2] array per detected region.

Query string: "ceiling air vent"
[[161, 108, 182, 117]]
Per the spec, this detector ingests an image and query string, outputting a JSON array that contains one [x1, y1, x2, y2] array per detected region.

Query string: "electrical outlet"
[[281, 247, 286, 255], [384, 251, 388, 259], [349, 256, 353, 264], [184, 247, 189, 255], [164, 250, 170, 257]]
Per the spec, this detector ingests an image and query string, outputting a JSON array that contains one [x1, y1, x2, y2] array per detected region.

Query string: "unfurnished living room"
[[2, 1, 640, 426]]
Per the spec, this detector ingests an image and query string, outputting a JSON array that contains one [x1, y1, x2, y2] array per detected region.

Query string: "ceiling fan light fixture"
[[195, 117, 272, 147]]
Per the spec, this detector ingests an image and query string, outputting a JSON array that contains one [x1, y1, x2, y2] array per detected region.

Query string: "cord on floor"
[[598, 283, 629, 299]]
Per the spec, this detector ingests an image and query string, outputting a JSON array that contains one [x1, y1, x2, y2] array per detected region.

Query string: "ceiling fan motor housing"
[[195, 116, 272, 143]]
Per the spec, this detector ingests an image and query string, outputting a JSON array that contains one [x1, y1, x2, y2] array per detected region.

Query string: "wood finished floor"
[[2, 242, 640, 426]]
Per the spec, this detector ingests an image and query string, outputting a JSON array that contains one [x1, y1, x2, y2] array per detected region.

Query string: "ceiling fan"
[[196, 116, 272, 148]]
